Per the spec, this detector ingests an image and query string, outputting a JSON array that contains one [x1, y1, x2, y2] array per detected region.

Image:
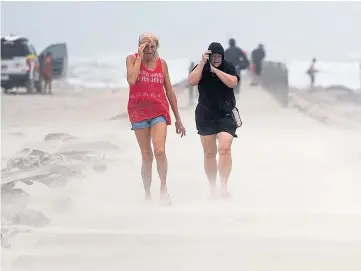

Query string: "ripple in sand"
[[7, 131, 26, 138], [43, 133, 77, 142], [108, 112, 128, 120], [1, 133, 121, 248]]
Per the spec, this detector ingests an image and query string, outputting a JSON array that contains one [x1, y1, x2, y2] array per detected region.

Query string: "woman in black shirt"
[[188, 42, 241, 198]]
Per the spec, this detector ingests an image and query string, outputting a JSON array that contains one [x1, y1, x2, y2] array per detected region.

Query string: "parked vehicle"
[[1, 35, 68, 94]]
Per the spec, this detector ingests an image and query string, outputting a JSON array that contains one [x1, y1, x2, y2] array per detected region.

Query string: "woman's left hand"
[[175, 119, 186, 137], [210, 63, 218, 73]]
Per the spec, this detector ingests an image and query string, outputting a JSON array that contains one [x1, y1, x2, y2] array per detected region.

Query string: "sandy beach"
[[1, 85, 361, 271]]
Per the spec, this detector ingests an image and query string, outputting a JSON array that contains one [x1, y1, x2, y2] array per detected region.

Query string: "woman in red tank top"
[[126, 32, 186, 204]]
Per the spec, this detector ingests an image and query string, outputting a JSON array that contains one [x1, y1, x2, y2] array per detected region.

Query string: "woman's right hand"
[[201, 50, 211, 64], [137, 43, 147, 59]]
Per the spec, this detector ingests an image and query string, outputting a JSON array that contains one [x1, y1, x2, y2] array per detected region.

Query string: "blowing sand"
[[1, 85, 361, 271]]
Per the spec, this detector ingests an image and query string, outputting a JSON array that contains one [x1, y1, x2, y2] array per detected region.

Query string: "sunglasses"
[[210, 54, 222, 60]]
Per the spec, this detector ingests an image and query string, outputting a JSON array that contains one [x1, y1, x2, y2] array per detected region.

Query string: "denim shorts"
[[131, 115, 167, 130]]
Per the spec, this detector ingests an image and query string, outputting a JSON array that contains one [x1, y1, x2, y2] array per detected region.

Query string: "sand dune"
[[1, 85, 361, 271]]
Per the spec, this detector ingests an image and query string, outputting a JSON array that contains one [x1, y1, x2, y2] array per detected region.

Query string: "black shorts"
[[195, 104, 238, 138]]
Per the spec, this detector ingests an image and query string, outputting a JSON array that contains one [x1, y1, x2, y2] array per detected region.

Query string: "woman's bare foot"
[[160, 187, 171, 205], [220, 185, 231, 199], [208, 187, 218, 200], [145, 191, 152, 201]]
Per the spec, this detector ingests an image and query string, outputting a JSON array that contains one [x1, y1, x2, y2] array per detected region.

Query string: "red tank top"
[[127, 54, 171, 125]]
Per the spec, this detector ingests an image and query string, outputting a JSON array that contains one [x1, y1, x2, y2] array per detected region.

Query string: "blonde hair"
[[138, 32, 160, 59]]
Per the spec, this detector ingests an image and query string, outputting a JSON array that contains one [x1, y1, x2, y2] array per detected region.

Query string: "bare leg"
[[48, 79, 52, 94], [134, 128, 153, 199], [150, 122, 169, 202], [200, 135, 218, 196], [44, 81, 48, 94], [216, 132, 234, 198]]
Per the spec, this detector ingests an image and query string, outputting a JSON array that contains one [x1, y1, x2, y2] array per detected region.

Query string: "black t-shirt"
[[192, 59, 240, 112]]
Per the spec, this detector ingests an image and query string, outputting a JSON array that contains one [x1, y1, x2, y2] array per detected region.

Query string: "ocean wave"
[[63, 52, 361, 91], [286, 60, 361, 90], [67, 52, 191, 89]]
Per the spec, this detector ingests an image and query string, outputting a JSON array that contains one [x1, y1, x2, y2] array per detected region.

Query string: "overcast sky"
[[2, 1, 361, 62]]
